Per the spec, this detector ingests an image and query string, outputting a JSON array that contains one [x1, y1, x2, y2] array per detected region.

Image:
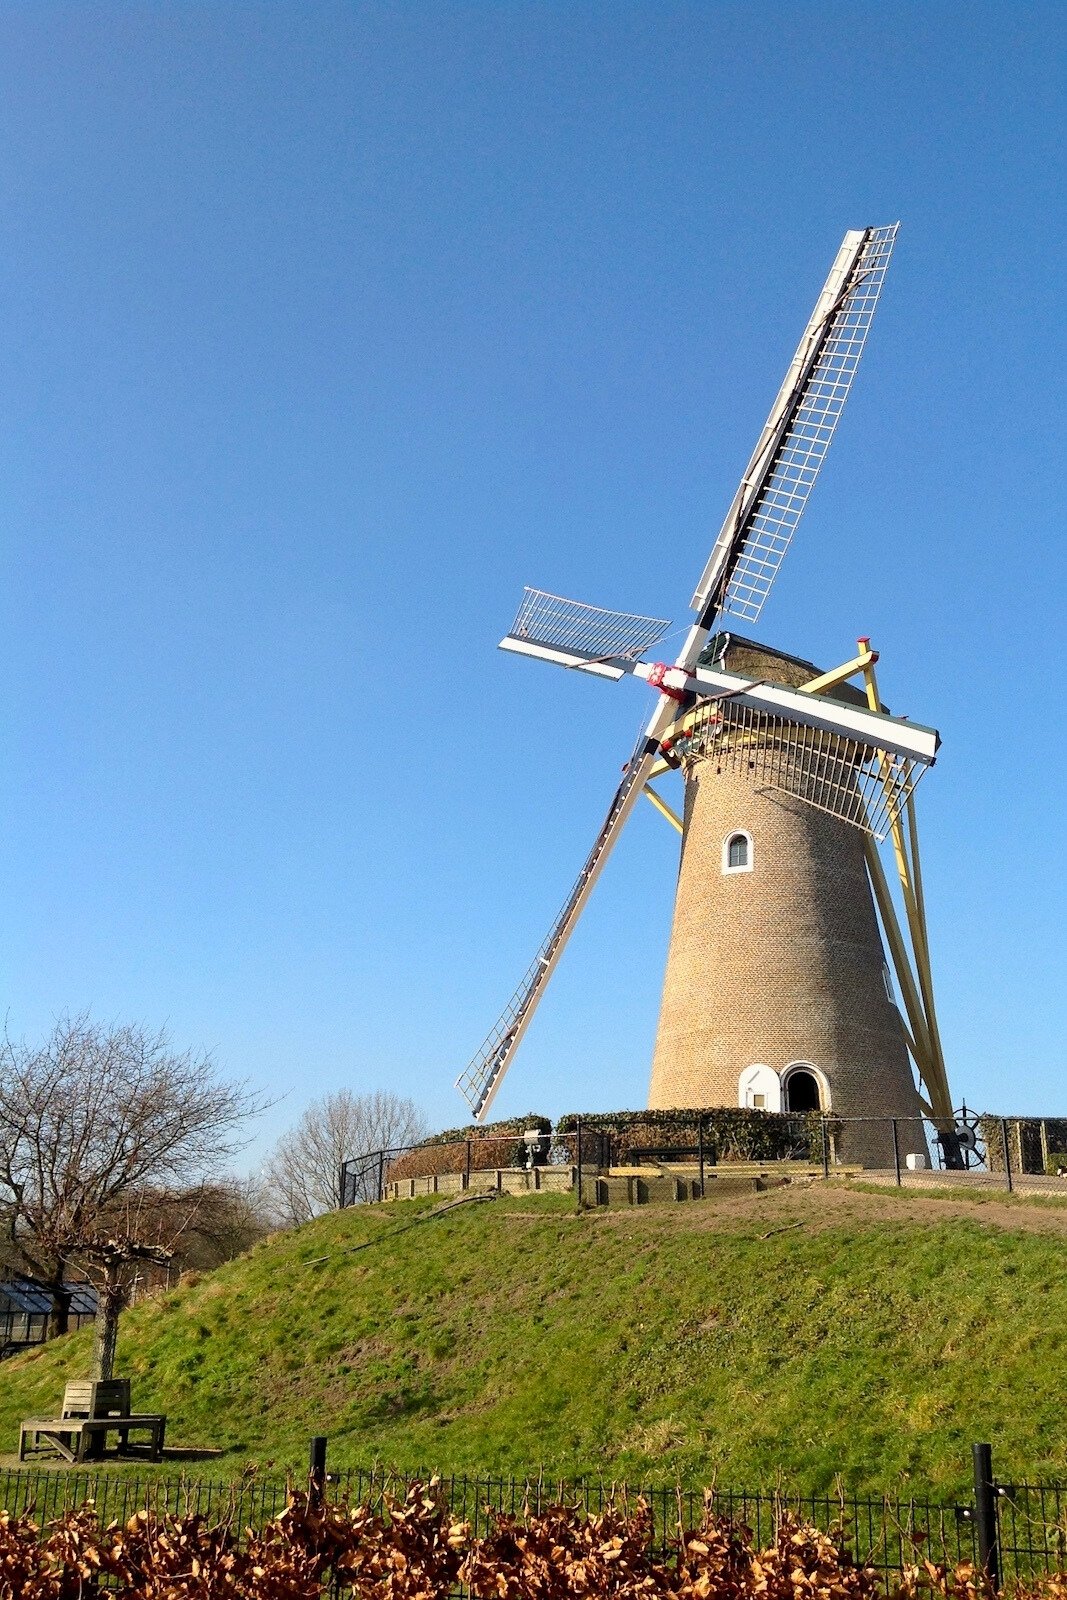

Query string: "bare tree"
[[72, 1182, 267, 1380], [261, 1089, 428, 1226], [0, 1013, 258, 1338], [170, 1179, 269, 1271]]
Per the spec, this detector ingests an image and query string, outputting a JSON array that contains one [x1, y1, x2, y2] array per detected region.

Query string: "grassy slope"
[[2, 1185, 1065, 1498]]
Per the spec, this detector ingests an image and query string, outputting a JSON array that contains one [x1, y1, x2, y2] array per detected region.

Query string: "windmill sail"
[[691, 224, 899, 626], [505, 588, 672, 674]]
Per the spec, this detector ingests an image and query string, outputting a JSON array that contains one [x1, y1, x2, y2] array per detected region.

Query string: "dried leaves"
[[463, 1499, 664, 1600], [0, 1482, 1062, 1600]]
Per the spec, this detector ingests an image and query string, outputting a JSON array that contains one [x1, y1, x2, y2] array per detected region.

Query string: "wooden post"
[[1001, 1120, 1014, 1194], [891, 1119, 901, 1186], [1040, 1120, 1051, 1174]]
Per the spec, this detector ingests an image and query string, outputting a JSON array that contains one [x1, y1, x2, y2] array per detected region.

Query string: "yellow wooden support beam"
[[904, 792, 953, 1121], [860, 647, 954, 1126], [797, 645, 877, 697], [894, 1008, 921, 1066], [862, 833, 936, 1085], [642, 784, 683, 833]]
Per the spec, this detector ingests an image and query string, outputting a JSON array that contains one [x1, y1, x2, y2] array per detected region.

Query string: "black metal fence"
[[339, 1115, 1067, 1209], [2, 1447, 1065, 1589], [996, 1478, 1067, 1583]]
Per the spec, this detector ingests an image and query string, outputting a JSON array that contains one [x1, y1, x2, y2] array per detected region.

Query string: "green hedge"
[[555, 1106, 825, 1163]]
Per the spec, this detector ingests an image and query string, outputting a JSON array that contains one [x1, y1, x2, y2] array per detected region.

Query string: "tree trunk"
[[46, 1261, 71, 1340], [90, 1267, 124, 1382]]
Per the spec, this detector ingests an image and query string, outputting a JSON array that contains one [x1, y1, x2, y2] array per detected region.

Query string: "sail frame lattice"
[[721, 224, 898, 624], [680, 696, 923, 842], [507, 587, 672, 664]]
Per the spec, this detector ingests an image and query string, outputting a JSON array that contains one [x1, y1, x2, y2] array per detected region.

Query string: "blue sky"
[[1, 3, 1064, 1164]]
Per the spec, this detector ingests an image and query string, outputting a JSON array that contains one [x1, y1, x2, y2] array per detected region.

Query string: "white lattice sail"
[[692, 224, 899, 628], [507, 587, 671, 663]]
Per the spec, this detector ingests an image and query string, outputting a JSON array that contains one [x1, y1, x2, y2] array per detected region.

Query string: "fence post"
[[464, 1139, 472, 1190], [972, 1441, 1000, 1591], [891, 1120, 901, 1186], [820, 1116, 830, 1180], [376, 1151, 385, 1203], [338, 1163, 347, 1209], [1040, 1120, 1050, 1174], [698, 1119, 706, 1198], [576, 1117, 583, 1209], [309, 1436, 327, 1505], [1000, 1119, 1014, 1194]]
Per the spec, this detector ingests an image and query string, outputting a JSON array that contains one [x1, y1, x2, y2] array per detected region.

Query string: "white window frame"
[[738, 1063, 782, 1112], [722, 829, 754, 875]]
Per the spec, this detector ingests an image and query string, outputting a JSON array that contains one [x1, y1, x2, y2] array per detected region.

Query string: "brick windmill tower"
[[456, 225, 960, 1169]]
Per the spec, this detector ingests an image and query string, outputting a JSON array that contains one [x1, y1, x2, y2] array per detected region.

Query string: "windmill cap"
[[700, 632, 875, 709]]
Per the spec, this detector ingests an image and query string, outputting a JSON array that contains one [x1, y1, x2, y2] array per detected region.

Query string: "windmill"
[[456, 224, 962, 1170]]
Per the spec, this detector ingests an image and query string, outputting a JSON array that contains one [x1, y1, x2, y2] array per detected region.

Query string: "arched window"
[[738, 1064, 782, 1112], [722, 830, 753, 874]]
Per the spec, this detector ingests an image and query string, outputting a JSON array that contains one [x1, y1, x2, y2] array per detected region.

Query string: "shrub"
[[4, 1483, 1058, 1600], [978, 1117, 1067, 1177], [555, 1106, 826, 1164], [386, 1115, 552, 1184]]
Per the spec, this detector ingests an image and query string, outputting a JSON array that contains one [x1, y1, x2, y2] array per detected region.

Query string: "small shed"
[[0, 1279, 97, 1357]]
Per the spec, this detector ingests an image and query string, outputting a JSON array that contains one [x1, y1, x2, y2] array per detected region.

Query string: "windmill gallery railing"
[[339, 1114, 1067, 1209]]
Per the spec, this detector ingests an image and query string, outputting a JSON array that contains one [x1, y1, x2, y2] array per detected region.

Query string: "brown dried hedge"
[[1, 1479, 1063, 1600]]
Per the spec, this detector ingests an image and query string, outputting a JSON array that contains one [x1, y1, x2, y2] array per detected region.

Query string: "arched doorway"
[[784, 1068, 822, 1112]]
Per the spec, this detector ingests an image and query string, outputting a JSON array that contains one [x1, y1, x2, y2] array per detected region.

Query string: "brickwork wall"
[[647, 642, 928, 1169]]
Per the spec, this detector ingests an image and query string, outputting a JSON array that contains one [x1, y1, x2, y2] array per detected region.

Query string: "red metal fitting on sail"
[[647, 663, 687, 704]]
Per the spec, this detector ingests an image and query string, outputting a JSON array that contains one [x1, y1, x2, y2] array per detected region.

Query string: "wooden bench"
[[19, 1413, 166, 1464]]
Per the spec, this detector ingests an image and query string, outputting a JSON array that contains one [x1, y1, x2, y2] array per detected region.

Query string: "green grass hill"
[[3, 1182, 1066, 1498]]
